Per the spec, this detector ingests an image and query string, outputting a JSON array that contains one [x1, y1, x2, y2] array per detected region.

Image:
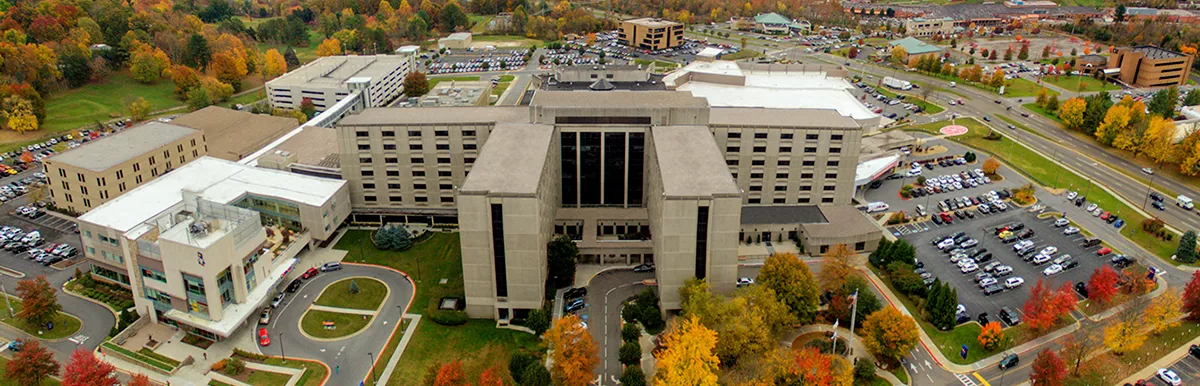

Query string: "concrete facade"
[[266, 54, 416, 112], [1109, 46, 1195, 88], [904, 17, 955, 38], [439, 32, 473, 50], [44, 123, 207, 214], [618, 18, 684, 51], [552, 65, 651, 83]]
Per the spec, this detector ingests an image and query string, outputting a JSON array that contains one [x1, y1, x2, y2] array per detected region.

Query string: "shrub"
[[854, 359, 876, 381], [621, 323, 642, 342], [1143, 218, 1165, 233], [619, 366, 646, 386], [525, 308, 550, 335], [964, 151, 976, 162], [619, 341, 641, 366], [225, 357, 245, 376], [917, 176, 927, 185], [232, 348, 269, 361], [211, 359, 228, 372], [521, 363, 552, 386], [429, 310, 468, 326], [509, 351, 537, 384]]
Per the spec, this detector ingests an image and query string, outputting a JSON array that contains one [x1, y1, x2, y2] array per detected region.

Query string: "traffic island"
[[299, 309, 374, 340], [0, 295, 82, 340]]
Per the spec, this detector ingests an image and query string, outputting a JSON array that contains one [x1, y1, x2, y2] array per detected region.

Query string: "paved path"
[[373, 313, 422, 386], [308, 305, 377, 316]]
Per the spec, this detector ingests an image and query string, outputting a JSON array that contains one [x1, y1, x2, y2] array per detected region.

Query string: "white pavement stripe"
[[956, 373, 979, 386]]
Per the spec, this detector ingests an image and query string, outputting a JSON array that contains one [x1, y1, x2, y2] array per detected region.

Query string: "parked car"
[[1097, 247, 1113, 256], [271, 292, 286, 308], [286, 278, 302, 292], [1000, 307, 1020, 326], [564, 287, 588, 300], [6, 340, 22, 352], [737, 277, 755, 287], [1004, 277, 1024, 289], [319, 262, 342, 272], [302, 267, 320, 279], [258, 327, 271, 347], [1157, 369, 1182, 386], [259, 309, 271, 325], [633, 263, 655, 272]]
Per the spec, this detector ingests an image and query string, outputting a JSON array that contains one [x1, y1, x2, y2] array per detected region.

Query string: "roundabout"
[[298, 277, 389, 341]]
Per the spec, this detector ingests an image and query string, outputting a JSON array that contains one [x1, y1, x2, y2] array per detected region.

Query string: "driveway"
[[265, 263, 413, 384]]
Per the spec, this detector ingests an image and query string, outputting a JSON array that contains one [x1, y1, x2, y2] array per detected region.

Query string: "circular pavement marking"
[[940, 125, 968, 136]]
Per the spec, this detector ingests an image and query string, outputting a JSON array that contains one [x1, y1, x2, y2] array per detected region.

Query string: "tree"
[[1023, 279, 1075, 332], [187, 86, 213, 111], [1004, 47, 1013, 61], [1029, 348, 1067, 386], [789, 346, 853, 386], [16, 276, 60, 328], [679, 278, 795, 364], [620, 366, 646, 386], [988, 70, 1005, 88], [317, 38, 343, 56], [544, 315, 599, 386], [2, 97, 39, 133], [130, 43, 171, 84], [128, 373, 152, 386], [890, 46, 907, 64], [169, 65, 202, 97], [982, 158, 1002, 176], [1042, 45, 1052, 58], [526, 308, 550, 335], [818, 244, 856, 293], [1104, 314, 1147, 354], [283, 47, 300, 68], [547, 235, 579, 289], [1060, 327, 1100, 376], [759, 252, 820, 323], [349, 280, 360, 294], [1115, 4, 1127, 22], [977, 321, 1004, 350], [619, 341, 641, 366], [128, 98, 152, 122], [1184, 270, 1200, 320], [1184, 89, 1200, 107], [1036, 88, 1048, 107], [1018, 44, 1029, 60], [1045, 96, 1059, 112], [1086, 266, 1119, 304], [478, 368, 502, 386], [521, 364, 552, 386], [61, 348, 118, 386], [184, 34, 212, 69], [263, 49, 287, 79], [508, 352, 537, 385], [989, 49, 998, 60], [440, 0, 470, 32], [859, 307, 919, 362], [59, 50, 92, 88], [1060, 97, 1087, 130], [210, 52, 248, 91], [1145, 290, 1183, 335], [6, 340, 58, 386], [925, 280, 957, 330], [1149, 86, 1179, 118], [654, 316, 719, 386], [622, 322, 641, 342], [1178, 231, 1198, 264], [403, 71, 431, 97], [433, 360, 466, 386]]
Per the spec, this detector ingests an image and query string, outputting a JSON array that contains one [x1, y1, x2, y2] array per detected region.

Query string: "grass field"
[[1003, 78, 1058, 99], [469, 15, 494, 33], [472, 35, 543, 47], [300, 310, 373, 339], [719, 50, 763, 61], [259, 357, 327, 386], [366, 319, 411, 386], [0, 356, 59, 385], [0, 295, 82, 340], [255, 29, 324, 65], [1065, 321, 1200, 385], [42, 71, 180, 133], [1043, 75, 1120, 93], [315, 278, 387, 310], [219, 89, 266, 109], [1022, 103, 1064, 124], [246, 369, 292, 385], [388, 320, 541, 385], [899, 119, 1177, 262], [875, 87, 946, 114]]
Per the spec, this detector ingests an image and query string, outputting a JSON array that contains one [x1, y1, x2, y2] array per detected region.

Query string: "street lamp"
[[369, 352, 377, 382], [279, 332, 286, 363], [1141, 164, 1161, 211]]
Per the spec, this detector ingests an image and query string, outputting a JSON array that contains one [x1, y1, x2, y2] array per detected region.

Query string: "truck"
[[1179, 195, 1194, 210], [883, 76, 912, 91]]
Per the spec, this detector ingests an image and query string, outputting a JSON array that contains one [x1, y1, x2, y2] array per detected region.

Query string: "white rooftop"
[[79, 157, 345, 234], [697, 47, 724, 58], [856, 154, 900, 186], [267, 55, 408, 89], [667, 61, 877, 120]]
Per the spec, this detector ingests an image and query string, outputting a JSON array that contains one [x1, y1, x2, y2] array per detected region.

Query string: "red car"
[[258, 327, 270, 347], [302, 267, 319, 279], [940, 212, 954, 224], [1096, 247, 1112, 256]]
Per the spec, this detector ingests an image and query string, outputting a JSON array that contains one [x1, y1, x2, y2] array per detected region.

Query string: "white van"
[[866, 202, 890, 213], [916, 204, 927, 217]]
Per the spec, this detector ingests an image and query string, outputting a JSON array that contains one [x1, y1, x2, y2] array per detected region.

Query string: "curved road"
[[265, 263, 414, 385]]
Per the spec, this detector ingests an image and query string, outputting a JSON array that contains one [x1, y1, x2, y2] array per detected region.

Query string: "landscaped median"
[[299, 277, 387, 340], [872, 87, 946, 115], [896, 118, 1178, 261]]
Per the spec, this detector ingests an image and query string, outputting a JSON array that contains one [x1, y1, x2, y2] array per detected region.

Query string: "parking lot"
[[1145, 350, 1200, 385], [897, 204, 1112, 327], [425, 48, 530, 74]]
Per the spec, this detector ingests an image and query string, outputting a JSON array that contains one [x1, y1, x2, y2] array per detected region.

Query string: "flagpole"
[[831, 319, 839, 354], [848, 289, 859, 358]]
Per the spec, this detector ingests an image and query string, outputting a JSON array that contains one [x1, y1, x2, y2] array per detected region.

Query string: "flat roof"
[[459, 123, 554, 196], [169, 106, 299, 161], [338, 106, 529, 126], [741, 205, 826, 225], [272, 126, 339, 167], [650, 125, 740, 198], [267, 55, 407, 89], [667, 61, 876, 121], [442, 32, 472, 41], [697, 47, 724, 58], [622, 18, 682, 27], [856, 155, 901, 186], [46, 122, 198, 172], [805, 206, 881, 238], [78, 157, 345, 233], [889, 37, 943, 56], [530, 90, 708, 108], [1130, 45, 1187, 60]]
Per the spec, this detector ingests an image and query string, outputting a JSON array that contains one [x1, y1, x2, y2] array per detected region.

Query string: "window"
[[778, 160, 790, 166], [382, 131, 395, 137], [359, 157, 372, 163], [438, 171, 452, 177], [192, 150, 198, 157], [409, 144, 423, 150], [140, 266, 167, 282], [415, 196, 428, 202], [749, 185, 763, 191], [728, 132, 741, 139], [149, 156, 155, 165], [774, 198, 787, 203], [437, 158, 451, 164], [801, 173, 814, 179], [825, 173, 837, 179], [830, 148, 841, 153], [798, 197, 811, 203], [780, 147, 792, 153], [754, 133, 768, 139], [827, 161, 840, 166], [382, 144, 396, 150], [361, 170, 374, 176], [386, 170, 400, 176], [80, 186, 88, 195], [776, 173, 789, 179], [436, 144, 450, 150], [781, 133, 793, 139], [77, 173, 84, 182], [465, 158, 475, 163], [774, 185, 787, 191], [411, 158, 424, 164], [387, 183, 401, 189], [804, 147, 817, 153], [441, 197, 454, 203], [750, 173, 763, 179], [61, 181, 68, 190], [435, 130, 449, 136], [464, 143, 477, 150], [726, 147, 740, 153], [363, 183, 375, 189], [83, 198, 91, 207], [823, 185, 836, 191], [748, 198, 761, 204], [385, 157, 398, 163], [408, 130, 421, 137], [58, 168, 66, 177], [464, 130, 476, 137], [752, 160, 765, 166], [832, 134, 844, 141], [357, 144, 371, 150], [364, 196, 377, 202], [116, 170, 124, 179], [389, 196, 403, 202], [412, 170, 426, 177], [802, 160, 815, 166], [855, 241, 866, 251], [806, 134, 819, 140], [414, 184, 427, 190], [119, 182, 126, 192], [799, 186, 812, 191], [133, 163, 140, 172], [101, 250, 123, 264], [726, 159, 739, 166], [822, 197, 835, 203], [753, 146, 766, 153], [439, 184, 453, 190], [356, 131, 369, 137]]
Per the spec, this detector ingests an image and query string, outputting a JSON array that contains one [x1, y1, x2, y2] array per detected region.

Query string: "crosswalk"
[[955, 373, 980, 386]]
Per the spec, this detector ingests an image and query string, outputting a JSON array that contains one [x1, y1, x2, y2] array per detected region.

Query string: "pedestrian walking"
[[203, 352, 207, 360], [335, 365, 339, 374]]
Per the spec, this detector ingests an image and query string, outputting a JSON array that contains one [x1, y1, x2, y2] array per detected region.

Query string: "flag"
[[831, 319, 839, 339], [850, 289, 859, 306]]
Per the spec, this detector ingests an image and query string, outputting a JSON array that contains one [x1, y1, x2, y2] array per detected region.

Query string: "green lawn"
[[897, 119, 1177, 261], [246, 369, 293, 385], [1021, 102, 1064, 124], [315, 278, 387, 310], [138, 348, 182, 367], [875, 88, 946, 114], [0, 356, 59, 385], [719, 50, 763, 61], [1042, 75, 1119, 93], [208, 381, 234, 386], [428, 76, 481, 89], [102, 342, 175, 371], [300, 310, 373, 339], [366, 319, 411, 386], [390, 320, 541, 385], [469, 15, 494, 34], [863, 37, 888, 47], [1003, 78, 1058, 98], [259, 357, 327, 386], [336, 231, 463, 314], [0, 295, 83, 340], [43, 71, 181, 132], [219, 89, 266, 109], [255, 29, 323, 65]]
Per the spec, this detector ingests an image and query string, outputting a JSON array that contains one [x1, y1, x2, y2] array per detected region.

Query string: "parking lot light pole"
[[1141, 164, 1160, 211], [369, 352, 377, 382], [279, 332, 286, 363]]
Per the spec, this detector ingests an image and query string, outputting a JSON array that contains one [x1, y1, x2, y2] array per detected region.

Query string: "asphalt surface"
[[264, 264, 413, 385], [1145, 349, 1200, 386]]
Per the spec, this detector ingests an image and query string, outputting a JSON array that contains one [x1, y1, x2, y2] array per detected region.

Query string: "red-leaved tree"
[[478, 367, 503, 386], [1023, 279, 1076, 332], [433, 360, 467, 386], [61, 348, 118, 386], [1030, 348, 1067, 386], [1087, 266, 1120, 304], [128, 373, 152, 386], [1183, 270, 1200, 321], [5, 340, 58, 385]]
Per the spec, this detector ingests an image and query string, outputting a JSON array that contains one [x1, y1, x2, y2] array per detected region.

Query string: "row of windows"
[[361, 169, 459, 178], [739, 172, 840, 180], [727, 132, 845, 141], [746, 184, 839, 191], [359, 157, 476, 165], [355, 130, 478, 138], [363, 195, 454, 203], [727, 159, 840, 167], [748, 197, 836, 204], [357, 143, 478, 151], [726, 146, 842, 154]]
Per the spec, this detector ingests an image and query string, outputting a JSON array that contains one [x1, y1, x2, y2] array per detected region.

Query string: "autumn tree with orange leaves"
[[1022, 279, 1076, 333], [433, 360, 466, 386], [545, 314, 599, 386], [977, 321, 1005, 350], [787, 347, 853, 386], [654, 316, 720, 386], [1086, 266, 1119, 304]]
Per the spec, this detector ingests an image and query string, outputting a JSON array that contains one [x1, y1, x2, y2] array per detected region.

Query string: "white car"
[[951, 253, 969, 263], [1043, 264, 1064, 276], [957, 258, 977, 268], [737, 277, 755, 287], [1040, 246, 1058, 256], [960, 239, 979, 249], [1158, 369, 1182, 385], [937, 239, 955, 250], [1086, 203, 1098, 212], [994, 265, 1013, 276], [1066, 191, 1078, 200], [979, 277, 998, 287], [961, 263, 979, 273], [1053, 254, 1073, 265], [1054, 218, 1070, 227], [1063, 226, 1080, 235], [1033, 254, 1052, 265], [1142, 167, 1155, 175], [1004, 277, 1025, 289], [957, 304, 967, 314]]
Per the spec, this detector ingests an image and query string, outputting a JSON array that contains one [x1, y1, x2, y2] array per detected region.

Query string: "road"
[[266, 264, 413, 385]]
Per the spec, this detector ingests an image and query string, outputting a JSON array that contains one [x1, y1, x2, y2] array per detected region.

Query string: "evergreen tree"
[[283, 47, 300, 68], [1184, 89, 1200, 107], [184, 34, 212, 69], [349, 280, 360, 294], [1149, 86, 1180, 118], [394, 224, 413, 251], [1178, 230, 1198, 264]]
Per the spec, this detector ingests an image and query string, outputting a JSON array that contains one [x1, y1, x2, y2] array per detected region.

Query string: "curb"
[[342, 262, 417, 386], [296, 276, 390, 342], [1, 292, 85, 343]]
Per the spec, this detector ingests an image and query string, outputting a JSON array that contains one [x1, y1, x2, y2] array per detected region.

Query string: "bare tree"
[[1060, 324, 1100, 376]]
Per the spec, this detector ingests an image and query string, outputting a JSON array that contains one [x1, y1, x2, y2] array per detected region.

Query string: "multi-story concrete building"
[[618, 18, 684, 51], [76, 157, 349, 340], [336, 86, 881, 319], [904, 17, 955, 38], [44, 122, 208, 214], [266, 54, 416, 112], [1108, 46, 1195, 88]]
